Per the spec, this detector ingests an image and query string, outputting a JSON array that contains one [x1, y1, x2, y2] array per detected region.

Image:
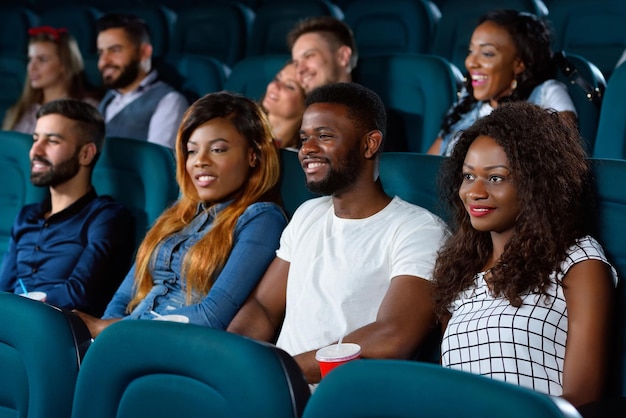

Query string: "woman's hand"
[[73, 310, 122, 338]]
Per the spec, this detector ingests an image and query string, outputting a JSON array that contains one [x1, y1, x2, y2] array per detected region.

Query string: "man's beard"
[[31, 149, 81, 187], [305, 142, 363, 196], [102, 57, 141, 90]]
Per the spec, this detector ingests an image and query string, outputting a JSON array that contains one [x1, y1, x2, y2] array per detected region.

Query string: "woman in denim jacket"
[[76, 91, 287, 336], [427, 10, 577, 156]]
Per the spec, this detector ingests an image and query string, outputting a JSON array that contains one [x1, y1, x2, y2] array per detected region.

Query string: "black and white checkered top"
[[441, 236, 617, 396]]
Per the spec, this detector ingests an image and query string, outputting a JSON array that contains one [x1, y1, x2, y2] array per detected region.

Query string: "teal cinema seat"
[[92, 136, 179, 251], [38, 4, 102, 56], [344, 0, 440, 56], [246, 0, 343, 57], [224, 54, 290, 101], [0, 292, 92, 418], [549, 0, 626, 80], [0, 6, 39, 58], [110, 4, 177, 58], [379, 152, 447, 222], [158, 54, 231, 103], [71, 320, 310, 418], [589, 158, 626, 397], [172, 3, 254, 67], [355, 53, 463, 152], [432, 0, 548, 73], [555, 52, 606, 153], [303, 359, 582, 418], [0, 131, 48, 260], [593, 63, 626, 159], [279, 148, 318, 219]]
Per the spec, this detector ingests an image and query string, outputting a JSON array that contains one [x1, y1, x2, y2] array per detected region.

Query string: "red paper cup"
[[315, 343, 361, 378]]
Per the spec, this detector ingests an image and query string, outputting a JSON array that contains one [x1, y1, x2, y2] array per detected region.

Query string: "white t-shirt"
[[275, 196, 448, 357], [441, 236, 617, 396]]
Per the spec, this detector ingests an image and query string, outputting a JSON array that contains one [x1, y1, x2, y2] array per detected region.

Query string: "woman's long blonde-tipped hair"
[[128, 92, 281, 311], [2, 31, 88, 130]]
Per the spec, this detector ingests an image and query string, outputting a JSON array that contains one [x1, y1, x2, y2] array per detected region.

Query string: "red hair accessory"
[[27, 26, 68, 41]]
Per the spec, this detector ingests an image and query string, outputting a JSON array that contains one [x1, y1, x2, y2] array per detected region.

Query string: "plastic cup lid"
[[315, 343, 361, 362], [19, 291, 47, 300]]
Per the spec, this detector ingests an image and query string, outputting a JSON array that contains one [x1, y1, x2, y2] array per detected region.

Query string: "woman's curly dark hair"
[[432, 101, 593, 319], [440, 9, 555, 137]]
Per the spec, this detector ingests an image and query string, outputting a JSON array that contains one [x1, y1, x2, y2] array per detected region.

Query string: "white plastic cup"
[[315, 343, 361, 378], [152, 314, 190, 323], [19, 291, 47, 302]]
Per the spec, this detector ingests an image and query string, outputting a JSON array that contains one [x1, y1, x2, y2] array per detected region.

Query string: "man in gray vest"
[[96, 13, 188, 150]]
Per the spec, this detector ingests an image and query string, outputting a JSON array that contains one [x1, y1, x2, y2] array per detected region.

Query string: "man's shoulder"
[[151, 80, 188, 108], [152, 79, 177, 94], [88, 195, 133, 217], [291, 196, 332, 217], [386, 197, 443, 224], [379, 197, 449, 242], [17, 201, 43, 218]]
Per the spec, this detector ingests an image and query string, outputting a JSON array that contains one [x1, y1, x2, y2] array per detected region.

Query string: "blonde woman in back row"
[[261, 61, 306, 150], [2, 26, 100, 133]]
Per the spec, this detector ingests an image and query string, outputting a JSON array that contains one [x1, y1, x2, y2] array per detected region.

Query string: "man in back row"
[[228, 83, 447, 384], [0, 99, 135, 316], [96, 13, 188, 150], [287, 16, 358, 94]]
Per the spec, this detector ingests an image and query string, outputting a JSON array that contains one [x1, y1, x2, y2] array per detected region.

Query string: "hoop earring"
[[510, 79, 518, 90]]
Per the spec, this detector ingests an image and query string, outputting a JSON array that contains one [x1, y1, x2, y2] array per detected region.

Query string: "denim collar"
[[197, 199, 234, 218]]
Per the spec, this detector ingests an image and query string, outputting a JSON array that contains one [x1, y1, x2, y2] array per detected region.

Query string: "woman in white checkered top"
[[432, 101, 617, 409]]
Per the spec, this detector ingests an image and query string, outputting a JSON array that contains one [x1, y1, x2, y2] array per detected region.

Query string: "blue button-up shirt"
[[103, 201, 287, 329], [0, 188, 135, 315]]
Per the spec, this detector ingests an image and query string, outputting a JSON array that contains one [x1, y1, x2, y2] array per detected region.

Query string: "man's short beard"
[[305, 141, 363, 196], [102, 57, 141, 90], [31, 149, 81, 187]]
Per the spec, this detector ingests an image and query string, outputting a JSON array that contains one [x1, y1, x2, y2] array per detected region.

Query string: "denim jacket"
[[439, 79, 576, 155], [103, 201, 287, 329]]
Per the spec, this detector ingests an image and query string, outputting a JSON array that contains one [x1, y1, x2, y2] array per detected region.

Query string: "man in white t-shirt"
[[228, 83, 447, 384]]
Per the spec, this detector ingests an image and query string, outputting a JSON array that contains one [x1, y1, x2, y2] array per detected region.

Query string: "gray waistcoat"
[[99, 81, 174, 141]]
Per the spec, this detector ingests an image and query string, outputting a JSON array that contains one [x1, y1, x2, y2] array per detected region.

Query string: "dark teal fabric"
[[303, 359, 582, 418], [71, 321, 310, 418], [0, 292, 87, 418]]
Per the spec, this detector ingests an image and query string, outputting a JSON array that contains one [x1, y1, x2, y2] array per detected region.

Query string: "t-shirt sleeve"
[[276, 207, 301, 263], [560, 236, 618, 286], [275, 197, 326, 263], [535, 79, 577, 115], [390, 211, 448, 282]]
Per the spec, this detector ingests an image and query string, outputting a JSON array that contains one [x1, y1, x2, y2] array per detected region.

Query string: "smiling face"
[[97, 28, 144, 91], [291, 33, 347, 94], [185, 117, 255, 203], [28, 41, 65, 91], [459, 135, 520, 241], [30, 114, 84, 187], [465, 21, 525, 107], [298, 102, 363, 196], [262, 63, 305, 119]]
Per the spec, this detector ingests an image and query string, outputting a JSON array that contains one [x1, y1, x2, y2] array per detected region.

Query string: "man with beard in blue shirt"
[[0, 99, 134, 316]]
